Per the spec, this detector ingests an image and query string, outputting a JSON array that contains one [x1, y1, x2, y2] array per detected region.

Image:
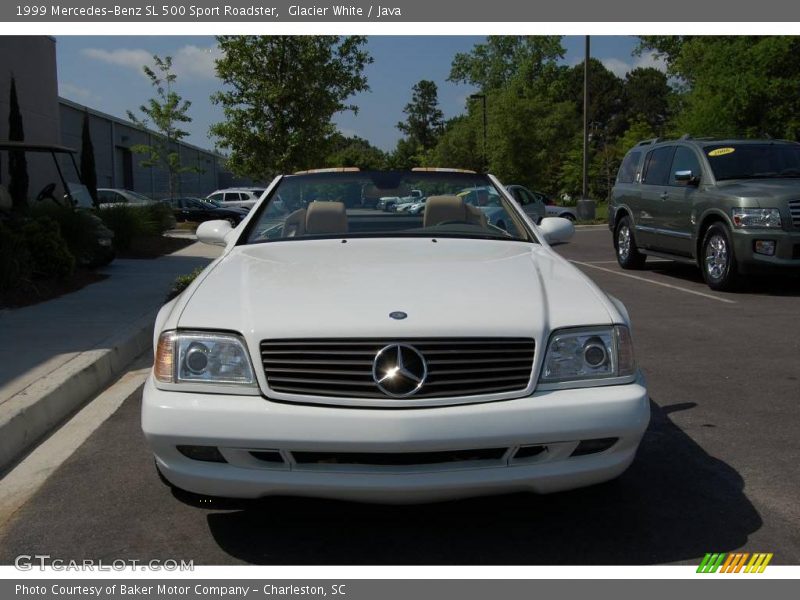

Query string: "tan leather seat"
[[305, 201, 348, 235], [424, 195, 487, 228]]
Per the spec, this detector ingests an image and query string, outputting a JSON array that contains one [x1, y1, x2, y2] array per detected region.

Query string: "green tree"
[[396, 80, 444, 152], [8, 76, 29, 211], [553, 58, 626, 138], [486, 88, 579, 193], [449, 36, 565, 91], [211, 36, 372, 179], [622, 67, 672, 135], [386, 138, 423, 170], [126, 55, 197, 199], [80, 109, 99, 206], [638, 36, 800, 139], [427, 115, 484, 173], [325, 133, 387, 170]]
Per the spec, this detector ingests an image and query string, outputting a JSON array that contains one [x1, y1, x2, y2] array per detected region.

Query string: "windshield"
[[242, 171, 534, 244], [706, 143, 800, 181]]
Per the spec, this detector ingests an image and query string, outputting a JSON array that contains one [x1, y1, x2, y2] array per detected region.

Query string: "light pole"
[[469, 93, 487, 172], [577, 35, 596, 221]]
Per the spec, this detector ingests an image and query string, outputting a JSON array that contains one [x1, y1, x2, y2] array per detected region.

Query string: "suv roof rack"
[[636, 138, 662, 147]]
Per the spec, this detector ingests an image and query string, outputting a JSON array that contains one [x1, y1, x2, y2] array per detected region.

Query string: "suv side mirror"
[[674, 170, 700, 185]]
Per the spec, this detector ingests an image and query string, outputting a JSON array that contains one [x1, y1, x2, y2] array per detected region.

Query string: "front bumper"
[[142, 374, 650, 503], [733, 228, 800, 273]]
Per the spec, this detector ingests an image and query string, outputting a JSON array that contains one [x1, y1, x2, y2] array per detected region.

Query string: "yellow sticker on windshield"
[[708, 147, 736, 157]]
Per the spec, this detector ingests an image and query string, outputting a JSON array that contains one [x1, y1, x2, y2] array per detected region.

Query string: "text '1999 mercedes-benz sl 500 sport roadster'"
[[142, 168, 650, 503]]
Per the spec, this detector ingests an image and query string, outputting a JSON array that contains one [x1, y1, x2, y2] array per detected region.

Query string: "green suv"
[[610, 137, 800, 290]]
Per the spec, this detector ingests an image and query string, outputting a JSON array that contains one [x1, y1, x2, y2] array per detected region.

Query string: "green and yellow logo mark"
[[697, 552, 773, 573]]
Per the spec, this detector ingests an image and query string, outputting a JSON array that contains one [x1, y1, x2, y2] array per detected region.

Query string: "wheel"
[[615, 216, 646, 269], [701, 223, 740, 291], [562, 212, 576, 222]]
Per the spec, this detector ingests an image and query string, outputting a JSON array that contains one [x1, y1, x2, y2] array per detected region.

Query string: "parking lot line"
[[569, 260, 737, 304]]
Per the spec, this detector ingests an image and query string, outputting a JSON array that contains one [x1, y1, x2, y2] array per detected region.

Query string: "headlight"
[[731, 208, 782, 228], [155, 331, 257, 390], [538, 325, 636, 387]]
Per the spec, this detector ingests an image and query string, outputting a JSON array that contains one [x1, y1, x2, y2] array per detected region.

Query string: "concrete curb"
[[0, 310, 155, 475]]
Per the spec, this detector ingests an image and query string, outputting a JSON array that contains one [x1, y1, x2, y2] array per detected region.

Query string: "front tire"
[[701, 223, 740, 291], [615, 216, 646, 269]]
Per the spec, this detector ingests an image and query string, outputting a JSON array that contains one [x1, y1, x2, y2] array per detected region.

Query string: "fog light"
[[754, 240, 776, 256], [571, 437, 618, 457], [177, 445, 227, 463]]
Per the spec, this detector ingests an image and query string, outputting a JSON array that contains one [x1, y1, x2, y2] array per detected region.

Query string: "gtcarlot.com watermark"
[[14, 554, 194, 572]]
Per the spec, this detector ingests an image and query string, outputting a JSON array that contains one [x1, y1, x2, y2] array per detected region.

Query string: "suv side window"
[[669, 146, 702, 186], [642, 146, 675, 186], [224, 192, 242, 202], [516, 188, 534, 205], [617, 151, 642, 183], [208, 193, 223, 202]]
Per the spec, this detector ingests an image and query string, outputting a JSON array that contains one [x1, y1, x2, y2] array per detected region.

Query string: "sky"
[[55, 36, 665, 153]]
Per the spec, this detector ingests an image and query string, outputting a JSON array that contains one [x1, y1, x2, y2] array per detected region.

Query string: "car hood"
[[714, 179, 800, 202], [177, 238, 615, 342]]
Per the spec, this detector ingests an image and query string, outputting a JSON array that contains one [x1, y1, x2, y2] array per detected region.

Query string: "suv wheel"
[[615, 217, 646, 269], [701, 223, 740, 291]]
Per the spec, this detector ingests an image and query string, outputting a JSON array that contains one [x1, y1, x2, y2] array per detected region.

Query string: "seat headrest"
[[424, 195, 487, 228], [305, 201, 348, 235], [424, 195, 468, 227]]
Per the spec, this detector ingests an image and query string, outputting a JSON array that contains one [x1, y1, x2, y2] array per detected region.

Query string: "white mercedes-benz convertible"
[[143, 168, 649, 503]]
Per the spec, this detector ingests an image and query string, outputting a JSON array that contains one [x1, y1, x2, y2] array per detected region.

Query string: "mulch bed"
[[0, 269, 110, 310], [1, 235, 196, 309]]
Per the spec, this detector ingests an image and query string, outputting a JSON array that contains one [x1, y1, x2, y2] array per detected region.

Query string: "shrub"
[[165, 267, 204, 302], [97, 203, 176, 252], [97, 205, 157, 252], [20, 216, 75, 280], [0, 220, 32, 291], [145, 202, 177, 233], [30, 205, 104, 265]]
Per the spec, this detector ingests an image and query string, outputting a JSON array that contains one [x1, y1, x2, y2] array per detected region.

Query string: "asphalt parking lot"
[[1, 227, 798, 565]]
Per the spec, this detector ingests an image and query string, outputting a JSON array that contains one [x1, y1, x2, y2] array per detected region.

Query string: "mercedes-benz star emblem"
[[372, 343, 427, 398]]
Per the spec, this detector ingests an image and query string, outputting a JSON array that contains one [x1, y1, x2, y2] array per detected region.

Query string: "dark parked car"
[[168, 197, 248, 227]]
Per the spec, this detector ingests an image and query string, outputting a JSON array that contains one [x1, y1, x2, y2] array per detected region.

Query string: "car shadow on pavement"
[[643, 261, 800, 297], [203, 398, 762, 565]]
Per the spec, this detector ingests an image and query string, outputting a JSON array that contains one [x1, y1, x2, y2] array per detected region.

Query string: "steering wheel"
[[36, 183, 57, 203]]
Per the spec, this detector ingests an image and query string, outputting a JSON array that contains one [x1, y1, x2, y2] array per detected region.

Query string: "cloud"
[[600, 51, 667, 78], [80, 45, 220, 81], [59, 82, 95, 102], [171, 45, 222, 80], [81, 48, 153, 73]]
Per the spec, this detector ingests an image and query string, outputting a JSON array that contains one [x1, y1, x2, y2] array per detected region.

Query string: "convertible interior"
[[262, 195, 494, 240]]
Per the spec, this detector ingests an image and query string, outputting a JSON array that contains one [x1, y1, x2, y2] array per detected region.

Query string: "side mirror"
[[196, 219, 232, 247], [674, 170, 700, 185], [538, 216, 575, 245]]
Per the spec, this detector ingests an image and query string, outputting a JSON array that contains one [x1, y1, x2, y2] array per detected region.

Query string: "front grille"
[[260, 338, 536, 399], [789, 200, 800, 228]]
